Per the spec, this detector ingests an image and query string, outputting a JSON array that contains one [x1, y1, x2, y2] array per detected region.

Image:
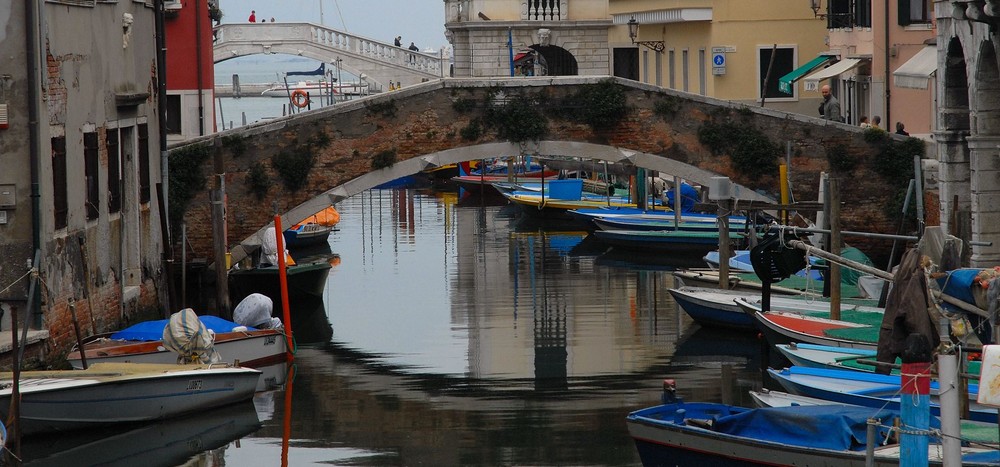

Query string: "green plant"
[[653, 97, 680, 119], [372, 149, 396, 170], [426, 130, 437, 139], [825, 144, 857, 172], [736, 105, 754, 117], [862, 127, 888, 143], [697, 117, 779, 179], [366, 99, 397, 118], [460, 120, 482, 141], [572, 79, 629, 128], [245, 162, 271, 200], [452, 97, 477, 113], [221, 134, 247, 158], [872, 137, 922, 188], [167, 144, 212, 233], [309, 133, 331, 150], [271, 148, 315, 192], [484, 94, 547, 143]]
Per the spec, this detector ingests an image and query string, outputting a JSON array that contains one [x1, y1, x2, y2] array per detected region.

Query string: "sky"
[[218, 0, 448, 52]]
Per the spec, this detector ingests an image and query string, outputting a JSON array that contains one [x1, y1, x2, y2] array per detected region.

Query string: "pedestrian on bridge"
[[409, 42, 419, 64], [394, 36, 402, 47], [248, 10, 256, 23]]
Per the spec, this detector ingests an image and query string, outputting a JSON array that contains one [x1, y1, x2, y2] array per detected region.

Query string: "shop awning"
[[778, 55, 836, 94], [802, 58, 866, 91], [893, 46, 937, 89]]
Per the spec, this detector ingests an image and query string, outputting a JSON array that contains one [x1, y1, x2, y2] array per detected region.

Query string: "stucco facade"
[[608, 1, 828, 117], [165, 0, 218, 143], [0, 1, 166, 359]]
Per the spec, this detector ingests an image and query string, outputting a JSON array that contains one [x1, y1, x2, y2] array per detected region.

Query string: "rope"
[[0, 268, 35, 296]]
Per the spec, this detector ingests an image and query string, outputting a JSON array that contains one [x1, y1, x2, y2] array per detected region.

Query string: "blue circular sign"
[[713, 53, 725, 66]]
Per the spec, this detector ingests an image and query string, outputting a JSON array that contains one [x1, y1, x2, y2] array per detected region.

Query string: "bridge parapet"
[[213, 23, 445, 87]]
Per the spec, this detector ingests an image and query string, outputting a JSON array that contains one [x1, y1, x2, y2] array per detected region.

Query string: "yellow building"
[[608, 1, 829, 117]]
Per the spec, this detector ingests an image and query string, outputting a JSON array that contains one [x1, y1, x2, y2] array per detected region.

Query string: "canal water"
[[19, 187, 769, 466]]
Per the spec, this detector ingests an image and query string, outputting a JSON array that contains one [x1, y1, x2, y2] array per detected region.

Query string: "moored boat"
[[0, 362, 260, 436]]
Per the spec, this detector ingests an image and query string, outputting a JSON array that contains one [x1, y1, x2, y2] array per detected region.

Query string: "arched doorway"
[[531, 45, 578, 76]]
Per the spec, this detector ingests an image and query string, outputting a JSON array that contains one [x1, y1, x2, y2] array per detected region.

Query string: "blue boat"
[[590, 229, 744, 255], [626, 381, 999, 466], [767, 366, 995, 423]]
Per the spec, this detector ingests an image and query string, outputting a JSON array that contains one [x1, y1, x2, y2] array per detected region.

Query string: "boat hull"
[[0, 363, 260, 435], [66, 329, 288, 370], [668, 287, 754, 330]]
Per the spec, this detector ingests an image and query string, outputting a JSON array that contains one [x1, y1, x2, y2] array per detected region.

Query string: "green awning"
[[778, 55, 835, 95]]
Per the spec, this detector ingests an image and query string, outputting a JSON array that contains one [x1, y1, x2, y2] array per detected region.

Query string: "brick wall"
[[175, 78, 925, 269]]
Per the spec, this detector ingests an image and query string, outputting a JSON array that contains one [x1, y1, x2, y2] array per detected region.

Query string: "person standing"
[[895, 122, 909, 136], [820, 84, 842, 122], [859, 116, 871, 128], [394, 36, 402, 47], [871, 115, 882, 130], [248, 10, 256, 23]]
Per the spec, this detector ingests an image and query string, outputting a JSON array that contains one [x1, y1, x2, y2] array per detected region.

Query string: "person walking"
[[248, 10, 256, 23], [820, 84, 842, 122]]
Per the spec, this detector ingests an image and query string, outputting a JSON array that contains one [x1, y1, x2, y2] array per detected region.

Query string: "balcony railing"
[[522, 0, 568, 21]]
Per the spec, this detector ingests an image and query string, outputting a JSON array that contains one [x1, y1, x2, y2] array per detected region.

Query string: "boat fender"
[[291, 89, 309, 108]]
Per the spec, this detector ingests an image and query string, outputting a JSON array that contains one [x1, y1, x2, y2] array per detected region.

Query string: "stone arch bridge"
[[213, 23, 446, 90], [171, 76, 930, 267]]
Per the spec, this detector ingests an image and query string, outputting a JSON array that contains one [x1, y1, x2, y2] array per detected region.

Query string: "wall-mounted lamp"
[[809, 0, 827, 18], [627, 16, 665, 53]]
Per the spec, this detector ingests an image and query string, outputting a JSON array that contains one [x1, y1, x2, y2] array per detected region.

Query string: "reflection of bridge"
[[212, 23, 447, 89]]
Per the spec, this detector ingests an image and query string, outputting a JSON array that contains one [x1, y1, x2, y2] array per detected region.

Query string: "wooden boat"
[[703, 249, 824, 281], [668, 286, 871, 331], [592, 217, 733, 233], [767, 366, 995, 423], [66, 314, 288, 370], [626, 381, 997, 466], [671, 268, 853, 296], [0, 362, 260, 436], [229, 256, 333, 317], [774, 342, 880, 371], [737, 297, 883, 349], [283, 206, 340, 248]]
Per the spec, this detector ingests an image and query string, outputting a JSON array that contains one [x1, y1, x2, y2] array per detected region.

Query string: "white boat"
[[0, 362, 260, 435]]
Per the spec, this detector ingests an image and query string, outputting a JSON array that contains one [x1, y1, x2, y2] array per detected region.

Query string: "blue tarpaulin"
[[111, 315, 256, 341]]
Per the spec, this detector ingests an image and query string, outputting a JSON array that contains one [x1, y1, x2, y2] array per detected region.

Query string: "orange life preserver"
[[291, 90, 309, 108]]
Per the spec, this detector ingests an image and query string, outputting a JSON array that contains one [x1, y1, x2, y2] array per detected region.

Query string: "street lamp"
[[809, 0, 827, 18], [626, 16, 664, 53]]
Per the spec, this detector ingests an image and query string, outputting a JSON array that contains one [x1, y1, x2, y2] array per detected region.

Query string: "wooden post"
[[829, 178, 842, 321], [212, 137, 231, 319], [718, 199, 731, 290]]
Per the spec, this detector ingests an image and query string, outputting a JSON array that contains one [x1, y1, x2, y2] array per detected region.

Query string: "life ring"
[[291, 90, 309, 108]]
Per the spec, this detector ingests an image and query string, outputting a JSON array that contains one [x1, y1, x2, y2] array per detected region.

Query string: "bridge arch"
[[236, 140, 777, 252]]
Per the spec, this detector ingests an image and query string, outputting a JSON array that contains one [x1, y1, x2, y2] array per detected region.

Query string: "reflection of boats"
[[0, 363, 260, 436], [65, 314, 288, 370], [283, 206, 340, 249], [670, 325, 759, 367], [20, 401, 261, 466], [229, 259, 332, 316], [626, 382, 992, 467]]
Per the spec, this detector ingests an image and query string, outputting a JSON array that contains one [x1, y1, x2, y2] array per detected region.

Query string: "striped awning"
[[802, 58, 867, 91]]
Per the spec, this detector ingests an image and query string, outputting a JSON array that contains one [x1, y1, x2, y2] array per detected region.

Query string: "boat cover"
[[162, 308, 222, 364], [711, 405, 906, 451], [233, 293, 283, 329], [111, 314, 255, 341]]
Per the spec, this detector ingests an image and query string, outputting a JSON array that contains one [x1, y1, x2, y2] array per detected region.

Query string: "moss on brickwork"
[[221, 134, 247, 158], [271, 149, 315, 192], [372, 149, 396, 169], [697, 110, 780, 180], [245, 161, 271, 200], [168, 144, 212, 234]]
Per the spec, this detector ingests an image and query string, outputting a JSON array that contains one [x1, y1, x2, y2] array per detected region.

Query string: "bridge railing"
[[214, 23, 443, 77]]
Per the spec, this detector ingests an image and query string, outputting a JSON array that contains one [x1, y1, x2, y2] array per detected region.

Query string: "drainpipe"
[[25, 0, 42, 327], [884, 0, 890, 126], [195, 0, 205, 136], [155, 0, 169, 229]]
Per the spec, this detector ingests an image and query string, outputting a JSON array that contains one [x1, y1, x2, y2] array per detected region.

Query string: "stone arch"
[[532, 45, 578, 76], [973, 40, 1000, 134], [232, 140, 776, 255], [942, 37, 971, 132]]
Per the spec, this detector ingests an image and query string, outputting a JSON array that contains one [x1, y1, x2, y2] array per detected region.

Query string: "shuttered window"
[[85, 131, 100, 220], [52, 137, 68, 230], [107, 128, 121, 213]]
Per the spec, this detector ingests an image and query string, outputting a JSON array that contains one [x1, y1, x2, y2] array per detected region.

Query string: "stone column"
[[965, 135, 1000, 265], [935, 130, 972, 237]]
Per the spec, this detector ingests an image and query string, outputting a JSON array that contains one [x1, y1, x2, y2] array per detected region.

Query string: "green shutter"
[[898, 0, 912, 26]]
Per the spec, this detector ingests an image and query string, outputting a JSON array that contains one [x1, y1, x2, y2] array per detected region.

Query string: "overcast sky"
[[218, 0, 448, 51]]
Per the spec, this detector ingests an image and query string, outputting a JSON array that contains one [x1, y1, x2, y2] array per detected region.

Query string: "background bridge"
[[212, 22, 447, 89]]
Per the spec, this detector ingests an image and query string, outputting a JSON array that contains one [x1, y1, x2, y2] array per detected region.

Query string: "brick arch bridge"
[[171, 77, 914, 265]]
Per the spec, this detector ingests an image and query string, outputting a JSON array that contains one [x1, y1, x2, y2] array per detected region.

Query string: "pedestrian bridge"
[[171, 76, 914, 266], [212, 22, 447, 89]]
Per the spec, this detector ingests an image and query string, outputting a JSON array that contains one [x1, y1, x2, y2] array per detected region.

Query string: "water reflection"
[[20, 401, 260, 466]]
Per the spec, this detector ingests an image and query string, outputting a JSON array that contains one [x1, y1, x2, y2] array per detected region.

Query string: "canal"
[[20, 185, 767, 466]]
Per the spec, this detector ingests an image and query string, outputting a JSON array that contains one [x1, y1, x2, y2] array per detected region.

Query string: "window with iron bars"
[[827, 0, 872, 29]]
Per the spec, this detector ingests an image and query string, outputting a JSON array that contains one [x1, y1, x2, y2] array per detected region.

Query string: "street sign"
[[712, 52, 726, 76]]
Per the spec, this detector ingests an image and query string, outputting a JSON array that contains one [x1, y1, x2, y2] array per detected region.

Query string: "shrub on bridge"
[[271, 149, 315, 192], [372, 149, 396, 170], [697, 115, 780, 180], [484, 93, 547, 143], [221, 134, 247, 158], [571, 79, 629, 129], [245, 162, 271, 200]]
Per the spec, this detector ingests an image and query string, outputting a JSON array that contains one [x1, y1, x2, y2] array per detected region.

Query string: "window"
[[84, 131, 100, 220], [899, 0, 931, 25], [52, 137, 68, 230], [698, 49, 706, 95], [165, 94, 182, 135], [682, 49, 689, 92], [855, 0, 871, 28], [138, 123, 151, 204], [759, 47, 795, 100], [668, 50, 676, 89], [107, 128, 121, 214], [827, 0, 872, 28]]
